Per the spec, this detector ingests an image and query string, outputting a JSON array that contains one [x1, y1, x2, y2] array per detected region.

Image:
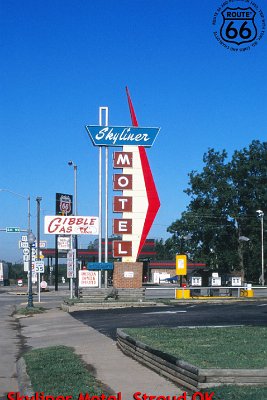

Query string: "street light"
[[238, 236, 250, 282], [68, 161, 77, 215], [27, 231, 36, 308], [0, 189, 31, 291], [256, 210, 265, 286], [0, 189, 31, 232]]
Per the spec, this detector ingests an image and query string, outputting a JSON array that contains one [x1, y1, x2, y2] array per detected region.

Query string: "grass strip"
[[16, 306, 45, 315], [123, 326, 267, 368], [209, 385, 267, 400], [23, 345, 110, 398]]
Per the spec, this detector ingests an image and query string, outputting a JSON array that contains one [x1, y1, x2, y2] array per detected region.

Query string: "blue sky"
[[1, 0, 267, 262]]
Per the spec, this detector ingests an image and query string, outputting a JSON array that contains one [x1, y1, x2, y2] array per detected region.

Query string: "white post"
[[104, 109, 109, 288], [70, 235, 73, 299], [98, 106, 109, 288], [38, 273, 41, 302]]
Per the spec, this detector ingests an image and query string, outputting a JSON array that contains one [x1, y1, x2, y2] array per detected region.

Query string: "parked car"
[[162, 275, 179, 284]]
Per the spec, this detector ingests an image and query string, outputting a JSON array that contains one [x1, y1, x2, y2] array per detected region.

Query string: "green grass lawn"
[[123, 326, 267, 368], [209, 385, 267, 400], [123, 326, 267, 400], [23, 346, 111, 398]]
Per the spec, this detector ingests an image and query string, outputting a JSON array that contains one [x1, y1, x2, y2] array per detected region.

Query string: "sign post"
[[35, 261, 45, 302], [176, 254, 187, 287]]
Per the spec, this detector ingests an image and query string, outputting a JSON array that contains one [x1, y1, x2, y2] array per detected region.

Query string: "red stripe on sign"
[[126, 86, 138, 127], [126, 86, 160, 258]]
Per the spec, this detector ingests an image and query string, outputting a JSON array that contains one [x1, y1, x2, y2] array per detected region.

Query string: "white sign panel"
[[231, 277, 242, 286], [67, 249, 76, 278], [44, 216, 99, 235], [24, 262, 34, 272], [19, 241, 29, 249], [57, 236, 71, 250], [153, 272, 170, 284], [34, 261, 45, 273], [124, 271, 134, 278], [32, 271, 37, 283], [210, 277, 222, 286], [79, 270, 99, 288], [191, 277, 202, 286]]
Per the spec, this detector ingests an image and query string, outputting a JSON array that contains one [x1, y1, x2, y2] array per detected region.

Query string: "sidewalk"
[[17, 294, 184, 399], [0, 303, 20, 399]]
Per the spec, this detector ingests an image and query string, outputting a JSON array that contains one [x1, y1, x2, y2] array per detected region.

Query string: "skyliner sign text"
[[85, 125, 160, 147]]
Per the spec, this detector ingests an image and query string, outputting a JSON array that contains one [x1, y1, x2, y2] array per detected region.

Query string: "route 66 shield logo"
[[220, 7, 257, 45], [59, 194, 72, 215]]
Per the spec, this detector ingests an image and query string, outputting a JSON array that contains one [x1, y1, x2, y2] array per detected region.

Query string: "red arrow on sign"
[[126, 87, 160, 258]]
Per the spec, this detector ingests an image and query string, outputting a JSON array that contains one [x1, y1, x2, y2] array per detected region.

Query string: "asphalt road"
[[71, 300, 267, 340]]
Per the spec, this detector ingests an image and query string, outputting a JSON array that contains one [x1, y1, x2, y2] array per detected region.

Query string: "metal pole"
[[68, 161, 78, 296], [0, 189, 32, 291], [28, 242, 33, 307], [74, 164, 78, 297], [27, 231, 35, 308], [55, 235, 59, 291], [27, 195, 31, 293], [27, 196, 31, 232], [257, 210, 265, 286], [36, 197, 42, 302], [261, 214, 264, 286], [70, 235, 73, 299], [74, 165, 77, 215]]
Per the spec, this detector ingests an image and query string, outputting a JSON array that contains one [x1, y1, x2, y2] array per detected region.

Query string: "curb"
[[62, 297, 267, 312], [16, 358, 34, 396], [61, 301, 159, 312]]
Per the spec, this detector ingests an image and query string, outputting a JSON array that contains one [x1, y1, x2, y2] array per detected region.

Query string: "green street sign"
[[6, 227, 20, 233]]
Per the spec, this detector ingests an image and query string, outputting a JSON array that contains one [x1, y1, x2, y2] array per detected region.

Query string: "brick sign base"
[[113, 262, 143, 288]]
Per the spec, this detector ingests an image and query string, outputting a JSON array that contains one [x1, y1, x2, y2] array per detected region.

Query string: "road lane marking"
[[143, 311, 187, 314]]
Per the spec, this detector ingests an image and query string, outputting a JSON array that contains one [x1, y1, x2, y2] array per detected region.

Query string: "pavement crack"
[[12, 312, 32, 361]]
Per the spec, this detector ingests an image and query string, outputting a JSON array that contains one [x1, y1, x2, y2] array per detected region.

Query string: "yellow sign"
[[176, 254, 187, 275]]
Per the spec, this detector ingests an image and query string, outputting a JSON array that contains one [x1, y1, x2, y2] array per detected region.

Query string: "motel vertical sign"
[[86, 116, 160, 262]]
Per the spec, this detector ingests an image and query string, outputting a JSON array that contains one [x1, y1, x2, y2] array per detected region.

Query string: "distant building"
[[42, 238, 206, 282]]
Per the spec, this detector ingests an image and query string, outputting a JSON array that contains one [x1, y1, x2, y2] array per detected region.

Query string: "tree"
[[154, 238, 173, 260], [167, 140, 267, 282], [9, 262, 25, 280]]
